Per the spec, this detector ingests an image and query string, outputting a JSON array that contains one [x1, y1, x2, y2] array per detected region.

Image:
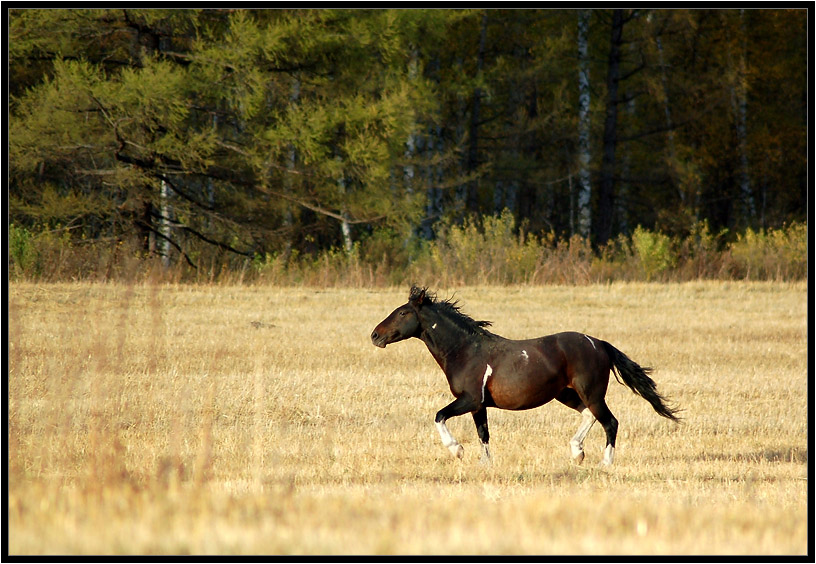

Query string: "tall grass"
[[8, 215, 808, 286], [8, 282, 808, 555]]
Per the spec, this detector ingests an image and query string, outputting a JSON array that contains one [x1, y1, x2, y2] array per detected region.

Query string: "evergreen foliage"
[[8, 9, 808, 282]]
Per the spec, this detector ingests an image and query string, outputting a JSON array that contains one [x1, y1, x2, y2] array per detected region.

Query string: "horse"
[[371, 286, 680, 466]]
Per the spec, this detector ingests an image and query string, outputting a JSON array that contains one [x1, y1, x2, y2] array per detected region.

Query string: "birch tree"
[[576, 9, 593, 238]]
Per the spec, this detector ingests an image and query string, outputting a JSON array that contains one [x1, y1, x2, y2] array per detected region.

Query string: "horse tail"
[[602, 341, 682, 422]]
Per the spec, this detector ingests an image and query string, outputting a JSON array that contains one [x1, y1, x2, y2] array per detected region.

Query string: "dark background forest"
[[7, 8, 809, 283]]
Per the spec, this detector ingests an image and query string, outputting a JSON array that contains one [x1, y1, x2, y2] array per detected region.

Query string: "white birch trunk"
[[335, 156, 353, 254], [404, 48, 419, 195], [340, 215, 353, 255], [576, 10, 592, 238], [159, 179, 172, 267]]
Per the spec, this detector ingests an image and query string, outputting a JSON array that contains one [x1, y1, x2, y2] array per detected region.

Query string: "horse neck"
[[418, 307, 477, 372]]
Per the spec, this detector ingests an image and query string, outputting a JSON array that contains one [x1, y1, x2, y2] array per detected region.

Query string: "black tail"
[[602, 341, 682, 422]]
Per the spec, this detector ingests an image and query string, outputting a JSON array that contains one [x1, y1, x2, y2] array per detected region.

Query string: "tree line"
[[8, 8, 808, 273]]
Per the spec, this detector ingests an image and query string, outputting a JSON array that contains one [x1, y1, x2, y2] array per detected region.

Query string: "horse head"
[[370, 286, 427, 348]]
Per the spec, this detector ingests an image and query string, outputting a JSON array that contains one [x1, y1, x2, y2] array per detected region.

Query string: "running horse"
[[371, 286, 680, 465]]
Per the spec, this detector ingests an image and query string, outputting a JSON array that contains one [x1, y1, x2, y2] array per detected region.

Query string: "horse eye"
[[399, 310, 408, 316]]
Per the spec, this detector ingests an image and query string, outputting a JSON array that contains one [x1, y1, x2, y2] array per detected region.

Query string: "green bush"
[[9, 223, 39, 278], [631, 226, 677, 281], [419, 209, 544, 285]]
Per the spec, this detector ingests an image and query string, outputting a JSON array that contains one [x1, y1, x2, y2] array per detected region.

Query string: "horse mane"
[[410, 285, 494, 336]]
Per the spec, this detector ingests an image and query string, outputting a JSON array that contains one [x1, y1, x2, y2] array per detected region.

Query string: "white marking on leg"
[[480, 442, 492, 466], [481, 364, 493, 403], [602, 444, 615, 466], [584, 334, 597, 350], [435, 421, 463, 458], [569, 408, 596, 463]]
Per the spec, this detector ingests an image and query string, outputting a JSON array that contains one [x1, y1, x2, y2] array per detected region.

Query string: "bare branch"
[[135, 219, 199, 269], [261, 187, 386, 225]]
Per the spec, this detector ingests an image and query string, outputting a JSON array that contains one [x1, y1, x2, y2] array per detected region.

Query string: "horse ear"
[[409, 285, 426, 306]]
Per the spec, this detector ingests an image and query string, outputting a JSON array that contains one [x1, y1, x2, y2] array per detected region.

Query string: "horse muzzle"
[[371, 329, 391, 348]]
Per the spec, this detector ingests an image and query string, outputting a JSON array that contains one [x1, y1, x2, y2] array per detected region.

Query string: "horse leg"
[[472, 407, 491, 465], [568, 355, 617, 465], [435, 394, 480, 459], [556, 388, 596, 464], [585, 399, 618, 466]]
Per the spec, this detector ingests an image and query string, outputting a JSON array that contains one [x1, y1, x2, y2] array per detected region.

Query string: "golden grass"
[[8, 281, 808, 555]]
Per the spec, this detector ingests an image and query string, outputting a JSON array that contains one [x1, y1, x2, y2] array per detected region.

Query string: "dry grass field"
[[8, 281, 808, 556]]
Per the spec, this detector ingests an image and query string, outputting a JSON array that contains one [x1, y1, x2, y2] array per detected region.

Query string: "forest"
[[7, 8, 809, 283]]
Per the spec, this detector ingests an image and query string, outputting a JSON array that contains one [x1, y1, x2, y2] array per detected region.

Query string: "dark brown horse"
[[371, 286, 680, 465]]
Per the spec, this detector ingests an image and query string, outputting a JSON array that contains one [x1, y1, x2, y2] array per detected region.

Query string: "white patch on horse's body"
[[481, 364, 493, 403], [435, 421, 464, 458], [569, 407, 597, 463], [584, 334, 597, 350], [521, 350, 529, 361]]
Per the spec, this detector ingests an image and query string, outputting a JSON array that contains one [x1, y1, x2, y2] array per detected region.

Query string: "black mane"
[[410, 286, 494, 336]]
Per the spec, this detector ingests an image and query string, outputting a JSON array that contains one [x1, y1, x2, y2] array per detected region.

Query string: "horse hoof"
[[450, 444, 464, 459], [572, 451, 585, 465]]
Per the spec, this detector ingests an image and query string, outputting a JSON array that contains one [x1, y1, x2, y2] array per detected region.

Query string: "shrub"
[[9, 223, 38, 279], [729, 222, 808, 280], [631, 226, 677, 281], [7, 217, 807, 285], [675, 220, 729, 280], [419, 209, 545, 285]]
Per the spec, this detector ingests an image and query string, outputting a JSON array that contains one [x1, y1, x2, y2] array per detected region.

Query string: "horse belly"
[[488, 371, 566, 411]]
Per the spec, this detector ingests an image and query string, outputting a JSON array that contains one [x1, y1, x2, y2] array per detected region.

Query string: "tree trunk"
[[159, 179, 172, 267], [141, 200, 154, 254], [282, 75, 300, 259], [596, 9, 624, 246], [576, 9, 592, 239], [465, 12, 488, 215], [404, 47, 420, 197], [422, 55, 444, 239], [335, 156, 353, 254], [650, 16, 686, 217], [518, 74, 539, 230], [422, 124, 444, 239], [733, 9, 755, 220], [340, 214, 353, 254]]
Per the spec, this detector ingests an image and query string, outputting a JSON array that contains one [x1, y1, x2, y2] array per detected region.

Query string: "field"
[[8, 281, 809, 556]]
